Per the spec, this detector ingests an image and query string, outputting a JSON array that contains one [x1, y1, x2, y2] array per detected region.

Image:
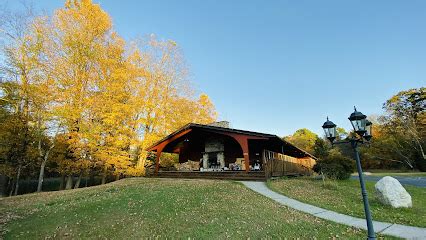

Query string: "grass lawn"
[[0, 178, 377, 239], [268, 177, 426, 228]]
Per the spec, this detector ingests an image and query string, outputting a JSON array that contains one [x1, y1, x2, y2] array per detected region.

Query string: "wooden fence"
[[262, 149, 316, 178]]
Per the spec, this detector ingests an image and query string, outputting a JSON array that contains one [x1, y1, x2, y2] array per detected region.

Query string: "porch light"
[[322, 117, 337, 143], [348, 107, 367, 136]]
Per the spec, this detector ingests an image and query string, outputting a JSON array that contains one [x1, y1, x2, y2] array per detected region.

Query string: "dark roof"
[[146, 123, 317, 159]]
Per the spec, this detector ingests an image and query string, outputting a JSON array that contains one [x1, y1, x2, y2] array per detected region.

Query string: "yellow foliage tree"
[[129, 36, 217, 171], [1, 0, 217, 190], [33, 0, 136, 183]]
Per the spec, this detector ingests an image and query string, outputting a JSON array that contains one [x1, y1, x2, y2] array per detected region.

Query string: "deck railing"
[[262, 149, 316, 178]]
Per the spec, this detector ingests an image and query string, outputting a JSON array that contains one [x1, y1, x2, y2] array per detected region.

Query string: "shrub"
[[415, 156, 426, 172], [159, 153, 179, 170], [313, 151, 355, 180]]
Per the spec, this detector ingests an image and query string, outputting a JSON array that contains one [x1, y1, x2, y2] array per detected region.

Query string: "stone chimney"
[[208, 121, 230, 128]]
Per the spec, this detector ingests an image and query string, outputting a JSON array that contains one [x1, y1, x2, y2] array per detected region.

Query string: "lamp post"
[[322, 107, 376, 240]]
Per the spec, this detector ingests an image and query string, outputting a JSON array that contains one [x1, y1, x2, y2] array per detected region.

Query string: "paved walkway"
[[241, 181, 426, 239]]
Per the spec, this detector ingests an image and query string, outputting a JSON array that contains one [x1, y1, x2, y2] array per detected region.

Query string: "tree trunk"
[[138, 150, 148, 169], [89, 172, 95, 186], [74, 173, 82, 189], [37, 160, 47, 192], [65, 175, 73, 190], [101, 167, 107, 185], [37, 143, 53, 193], [59, 174, 65, 190], [14, 164, 22, 196], [101, 175, 106, 185], [0, 175, 8, 197], [9, 180, 15, 197]]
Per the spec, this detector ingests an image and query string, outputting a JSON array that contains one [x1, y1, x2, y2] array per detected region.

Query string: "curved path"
[[241, 181, 426, 239]]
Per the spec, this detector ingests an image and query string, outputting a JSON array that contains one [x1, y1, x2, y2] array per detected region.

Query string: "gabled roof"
[[146, 123, 317, 159]]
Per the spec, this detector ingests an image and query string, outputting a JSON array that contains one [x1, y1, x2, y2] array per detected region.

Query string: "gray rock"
[[375, 176, 412, 208]]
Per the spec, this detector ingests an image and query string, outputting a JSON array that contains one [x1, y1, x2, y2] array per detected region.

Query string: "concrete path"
[[351, 175, 426, 188], [241, 181, 426, 239]]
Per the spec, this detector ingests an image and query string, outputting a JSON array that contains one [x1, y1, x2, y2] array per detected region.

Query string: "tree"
[[0, 0, 218, 195], [313, 137, 331, 159], [0, 81, 39, 195], [336, 127, 348, 141], [361, 88, 425, 170], [33, 0, 136, 184], [285, 128, 318, 154], [130, 35, 217, 172], [383, 88, 425, 169], [24, 17, 64, 192], [0, 3, 42, 195]]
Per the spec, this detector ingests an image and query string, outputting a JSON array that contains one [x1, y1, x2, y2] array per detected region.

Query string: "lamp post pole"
[[351, 140, 376, 240], [322, 107, 376, 240]]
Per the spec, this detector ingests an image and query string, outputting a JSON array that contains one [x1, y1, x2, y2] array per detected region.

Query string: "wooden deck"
[[150, 170, 266, 181]]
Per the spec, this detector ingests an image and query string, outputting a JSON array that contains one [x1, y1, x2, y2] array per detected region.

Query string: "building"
[[146, 122, 316, 180]]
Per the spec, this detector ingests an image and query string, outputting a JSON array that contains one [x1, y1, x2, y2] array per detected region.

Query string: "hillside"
[[0, 178, 368, 239]]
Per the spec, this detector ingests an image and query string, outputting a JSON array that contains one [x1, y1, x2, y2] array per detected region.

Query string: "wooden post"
[[284, 156, 286, 174], [154, 145, 165, 175], [146, 129, 192, 176], [233, 136, 250, 172], [262, 149, 267, 178], [243, 148, 250, 172]]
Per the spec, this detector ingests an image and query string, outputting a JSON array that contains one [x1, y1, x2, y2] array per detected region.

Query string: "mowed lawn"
[[0, 178, 371, 239], [268, 178, 426, 228]]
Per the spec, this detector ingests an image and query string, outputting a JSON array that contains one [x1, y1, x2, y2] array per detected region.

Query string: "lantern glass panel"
[[323, 128, 329, 138], [351, 118, 366, 134], [365, 123, 371, 136], [364, 120, 372, 141], [323, 126, 336, 139]]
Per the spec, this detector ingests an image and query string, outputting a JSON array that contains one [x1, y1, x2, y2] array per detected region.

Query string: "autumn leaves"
[[0, 0, 216, 193]]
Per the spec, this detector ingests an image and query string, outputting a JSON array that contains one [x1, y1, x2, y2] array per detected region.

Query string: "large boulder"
[[375, 176, 412, 208]]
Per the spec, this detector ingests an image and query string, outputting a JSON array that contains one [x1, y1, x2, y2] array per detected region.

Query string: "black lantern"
[[364, 119, 372, 141], [322, 117, 337, 143], [348, 107, 367, 136]]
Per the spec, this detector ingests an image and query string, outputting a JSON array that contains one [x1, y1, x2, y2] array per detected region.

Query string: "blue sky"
[[7, 0, 425, 136]]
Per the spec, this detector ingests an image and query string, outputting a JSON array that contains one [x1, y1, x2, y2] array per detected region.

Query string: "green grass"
[[0, 178, 376, 239], [268, 177, 426, 228]]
